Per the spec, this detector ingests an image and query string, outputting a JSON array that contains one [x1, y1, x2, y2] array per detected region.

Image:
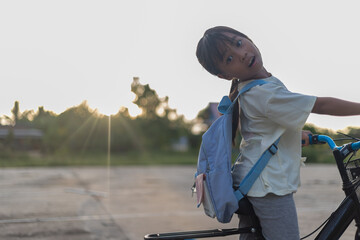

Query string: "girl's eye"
[[236, 40, 242, 47], [226, 56, 233, 64]]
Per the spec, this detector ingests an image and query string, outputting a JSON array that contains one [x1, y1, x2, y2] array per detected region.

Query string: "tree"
[[131, 77, 161, 119], [8, 101, 34, 127], [11, 101, 20, 126], [32, 106, 57, 128], [51, 101, 106, 152], [130, 77, 193, 150], [111, 107, 142, 151]]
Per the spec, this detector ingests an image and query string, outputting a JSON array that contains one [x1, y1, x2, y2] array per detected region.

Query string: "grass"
[[1, 144, 353, 168], [302, 145, 335, 164], [0, 150, 199, 167]]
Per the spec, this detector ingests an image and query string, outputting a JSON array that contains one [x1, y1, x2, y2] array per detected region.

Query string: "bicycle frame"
[[314, 149, 360, 239], [144, 135, 360, 240]]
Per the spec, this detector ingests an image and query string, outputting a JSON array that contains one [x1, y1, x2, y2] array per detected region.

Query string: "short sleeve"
[[265, 85, 316, 129]]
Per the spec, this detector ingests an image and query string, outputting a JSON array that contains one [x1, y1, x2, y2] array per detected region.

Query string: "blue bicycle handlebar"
[[309, 135, 338, 150], [309, 134, 360, 152], [351, 141, 360, 151]]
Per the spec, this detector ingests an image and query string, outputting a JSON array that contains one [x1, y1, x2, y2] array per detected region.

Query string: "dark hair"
[[196, 26, 252, 76], [196, 26, 252, 145], [229, 79, 241, 145]]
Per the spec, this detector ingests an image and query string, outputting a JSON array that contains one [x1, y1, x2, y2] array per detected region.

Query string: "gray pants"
[[239, 193, 300, 240]]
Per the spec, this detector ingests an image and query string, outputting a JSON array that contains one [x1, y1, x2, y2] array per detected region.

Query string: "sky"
[[1, 0, 360, 131]]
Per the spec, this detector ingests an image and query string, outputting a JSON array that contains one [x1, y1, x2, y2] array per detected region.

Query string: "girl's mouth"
[[248, 56, 256, 67]]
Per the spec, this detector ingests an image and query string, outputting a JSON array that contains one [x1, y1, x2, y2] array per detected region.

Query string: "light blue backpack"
[[195, 79, 280, 223]]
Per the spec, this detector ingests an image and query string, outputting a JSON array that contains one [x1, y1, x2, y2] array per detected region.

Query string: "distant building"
[[203, 102, 221, 126], [209, 102, 221, 123], [171, 136, 189, 152], [192, 102, 222, 135], [0, 126, 44, 150]]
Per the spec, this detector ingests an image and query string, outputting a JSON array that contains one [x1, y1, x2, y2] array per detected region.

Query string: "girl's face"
[[216, 33, 270, 81]]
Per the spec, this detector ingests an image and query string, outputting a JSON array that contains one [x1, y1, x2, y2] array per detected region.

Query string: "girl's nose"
[[238, 52, 247, 62], [240, 52, 247, 62]]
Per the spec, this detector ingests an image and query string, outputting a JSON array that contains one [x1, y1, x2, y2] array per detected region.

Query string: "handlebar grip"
[[304, 134, 359, 151], [308, 134, 326, 145], [302, 134, 314, 145]]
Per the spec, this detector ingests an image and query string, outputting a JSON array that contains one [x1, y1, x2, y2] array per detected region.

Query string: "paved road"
[[0, 165, 357, 239]]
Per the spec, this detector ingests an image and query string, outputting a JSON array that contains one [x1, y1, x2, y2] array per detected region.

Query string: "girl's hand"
[[302, 130, 312, 147]]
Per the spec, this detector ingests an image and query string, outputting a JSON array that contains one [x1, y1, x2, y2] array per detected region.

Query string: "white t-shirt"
[[232, 76, 316, 197]]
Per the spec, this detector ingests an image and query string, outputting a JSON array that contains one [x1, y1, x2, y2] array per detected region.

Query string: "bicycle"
[[144, 134, 360, 240]]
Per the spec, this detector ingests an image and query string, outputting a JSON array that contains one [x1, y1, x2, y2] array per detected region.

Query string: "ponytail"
[[229, 79, 240, 146]]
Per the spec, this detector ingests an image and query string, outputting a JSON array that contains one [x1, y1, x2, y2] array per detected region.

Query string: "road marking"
[[0, 211, 203, 224], [64, 188, 107, 197]]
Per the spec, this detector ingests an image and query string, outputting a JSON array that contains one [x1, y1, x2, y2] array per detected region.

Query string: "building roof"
[[0, 127, 43, 139]]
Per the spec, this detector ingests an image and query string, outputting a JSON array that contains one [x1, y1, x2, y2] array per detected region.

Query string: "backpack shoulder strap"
[[218, 79, 268, 114], [237, 79, 268, 99], [233, 137, 280, 200]]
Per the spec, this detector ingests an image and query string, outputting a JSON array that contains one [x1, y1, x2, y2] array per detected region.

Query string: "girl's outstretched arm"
[[312, 97, 360, 116]]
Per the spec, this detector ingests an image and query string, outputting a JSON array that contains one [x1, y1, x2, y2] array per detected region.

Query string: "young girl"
[[196, 26, 360, 240]]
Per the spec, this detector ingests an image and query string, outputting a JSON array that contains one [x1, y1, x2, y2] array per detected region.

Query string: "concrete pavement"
[[0, 165, 357, 239]]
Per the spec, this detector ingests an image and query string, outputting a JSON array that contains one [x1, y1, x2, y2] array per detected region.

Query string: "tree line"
[[1, 77, 359, 159], [0, 77, 199, 154]]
